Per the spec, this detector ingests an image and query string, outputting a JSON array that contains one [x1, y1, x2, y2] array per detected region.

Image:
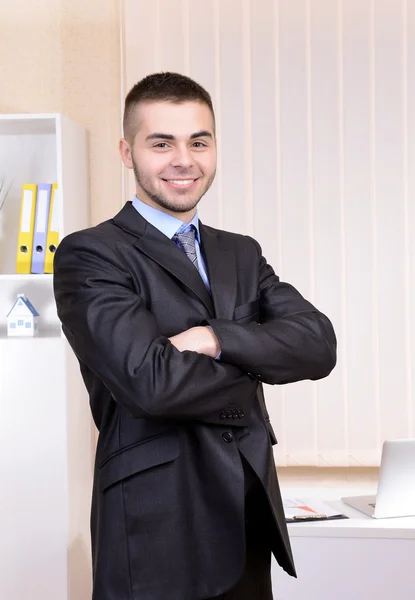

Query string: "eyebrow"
[[190, 130, 213, 140], [146, 130, 213, 142]]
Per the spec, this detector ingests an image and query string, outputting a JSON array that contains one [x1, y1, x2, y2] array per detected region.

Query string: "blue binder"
[[31, 183, 52, 274]]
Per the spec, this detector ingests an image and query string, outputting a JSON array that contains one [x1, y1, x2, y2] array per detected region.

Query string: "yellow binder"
[[16, 184, 37, 274], [44, 183, 60, 274]]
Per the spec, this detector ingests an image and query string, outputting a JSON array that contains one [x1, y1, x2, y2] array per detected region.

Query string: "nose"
[[170, 145, 194, 169]]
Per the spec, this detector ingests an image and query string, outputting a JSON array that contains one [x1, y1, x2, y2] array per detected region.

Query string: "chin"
[[157, 193, 201, 214], [166, 201, 199, 214]]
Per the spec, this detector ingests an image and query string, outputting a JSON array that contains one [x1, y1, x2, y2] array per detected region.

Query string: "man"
[[53, 72, 336, 600]]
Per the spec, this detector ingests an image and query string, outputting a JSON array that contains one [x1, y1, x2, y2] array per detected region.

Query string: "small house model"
[[6, 293, 40, 337]]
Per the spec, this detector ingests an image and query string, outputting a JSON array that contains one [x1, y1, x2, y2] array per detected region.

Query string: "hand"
[[168, 326, 221, 358]]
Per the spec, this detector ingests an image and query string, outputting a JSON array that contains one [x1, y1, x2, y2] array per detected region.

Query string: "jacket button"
[[220, 411, 226, 419], [238, 410, 245, 418], [226, 410, 233, 419], [222, 432, 233, 443]]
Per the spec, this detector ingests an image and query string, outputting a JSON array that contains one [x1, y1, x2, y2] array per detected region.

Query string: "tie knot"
[[176, 223, 196, 235], [173, 224, 197, 245]]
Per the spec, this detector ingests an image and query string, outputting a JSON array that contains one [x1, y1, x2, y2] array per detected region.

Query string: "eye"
[[153, 142, 170, 149], [192, 141, 208, 148]]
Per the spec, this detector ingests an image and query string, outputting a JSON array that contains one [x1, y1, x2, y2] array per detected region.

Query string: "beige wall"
[[0, 0, 121, 225]]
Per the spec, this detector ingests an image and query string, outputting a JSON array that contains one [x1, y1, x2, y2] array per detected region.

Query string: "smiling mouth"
[[162, 178, 198, 188]]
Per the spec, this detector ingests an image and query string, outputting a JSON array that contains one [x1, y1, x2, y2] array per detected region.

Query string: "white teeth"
[[167, 179, 194, 185]]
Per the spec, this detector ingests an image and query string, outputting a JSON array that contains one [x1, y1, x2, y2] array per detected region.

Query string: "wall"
[[0, 0, 121, 225], [122, 0, 415, 466]]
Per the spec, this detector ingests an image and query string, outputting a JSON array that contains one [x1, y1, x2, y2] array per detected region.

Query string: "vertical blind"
[[121, 0, 415, 466]]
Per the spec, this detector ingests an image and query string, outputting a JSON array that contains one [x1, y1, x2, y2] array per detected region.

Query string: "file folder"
[[283, 498, 348, 523], [16, 184, 37, 274], [44, 183, 60, 274], [31, 183, 52, 274]]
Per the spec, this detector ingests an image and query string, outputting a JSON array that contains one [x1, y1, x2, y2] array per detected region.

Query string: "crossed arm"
[[53, 232, 258, 424], [169, 237, 337, 386], [53, 232, 336, 422]]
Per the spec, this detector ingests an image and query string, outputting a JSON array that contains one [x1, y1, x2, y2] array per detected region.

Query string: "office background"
[[2, 0, 414, 468], [1, 1, 414, 598], [124, 0, 415, 468]]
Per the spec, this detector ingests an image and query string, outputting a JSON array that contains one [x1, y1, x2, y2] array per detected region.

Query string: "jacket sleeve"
[[206, 237, 337, 385], [53, 232, 258, 422]]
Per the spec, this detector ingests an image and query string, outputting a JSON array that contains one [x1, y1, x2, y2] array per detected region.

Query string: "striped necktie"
[[172, 224, 200, 272]]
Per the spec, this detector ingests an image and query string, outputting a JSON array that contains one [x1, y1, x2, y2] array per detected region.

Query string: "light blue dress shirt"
[[132, 196, 211, 291]]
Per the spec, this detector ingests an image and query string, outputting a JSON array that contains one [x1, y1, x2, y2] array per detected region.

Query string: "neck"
[[135, 192, 197, 223]]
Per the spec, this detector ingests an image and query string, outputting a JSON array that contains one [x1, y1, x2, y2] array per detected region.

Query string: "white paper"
[[283, 497, 343, 519], [36, 189, 48, 233], [21, 189, 33, 233]]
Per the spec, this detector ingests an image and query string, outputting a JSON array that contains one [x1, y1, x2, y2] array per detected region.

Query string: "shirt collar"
[[132, 196, 200, 241]]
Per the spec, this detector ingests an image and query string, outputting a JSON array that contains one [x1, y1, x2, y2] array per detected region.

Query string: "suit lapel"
[[134, 232, 215, 315], [199, 223, 236, 320], [113, 202, 214, 316]]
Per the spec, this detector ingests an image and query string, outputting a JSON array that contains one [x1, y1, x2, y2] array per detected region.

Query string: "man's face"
[[121, 101, 217, 219]]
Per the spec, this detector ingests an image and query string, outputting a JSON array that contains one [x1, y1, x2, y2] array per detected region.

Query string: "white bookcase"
[[0, 114, 93, 599]]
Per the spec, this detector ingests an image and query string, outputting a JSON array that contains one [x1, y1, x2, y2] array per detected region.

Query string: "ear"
[[119, 138, 133, 169]]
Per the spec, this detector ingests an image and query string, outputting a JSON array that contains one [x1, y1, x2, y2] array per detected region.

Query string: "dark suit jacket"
[[53, 201, 336, 600]]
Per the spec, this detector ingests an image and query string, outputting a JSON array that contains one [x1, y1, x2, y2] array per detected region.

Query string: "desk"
[[271, 469, 415, 600]]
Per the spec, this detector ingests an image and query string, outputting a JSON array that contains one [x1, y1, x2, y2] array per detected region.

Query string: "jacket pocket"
[[99, 430, 180, 492], [234, 297, 260, 322], [266, 420, 278, 446]]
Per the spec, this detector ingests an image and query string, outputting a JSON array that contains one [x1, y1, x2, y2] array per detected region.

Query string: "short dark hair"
[[123, 72, 215, 143]]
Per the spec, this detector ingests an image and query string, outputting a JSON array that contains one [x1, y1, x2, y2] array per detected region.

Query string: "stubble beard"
[[131, 156, 215, 215]]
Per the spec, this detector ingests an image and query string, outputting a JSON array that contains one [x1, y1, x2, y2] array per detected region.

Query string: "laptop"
[[342, 438, 415, 518]]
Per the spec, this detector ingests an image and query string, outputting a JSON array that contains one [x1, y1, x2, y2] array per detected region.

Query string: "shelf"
[[0, 121, 58, 274], [0, 273, 53, 281], [0, 111, 90, 600], [0, 329, 62, 340], [0, 275, 58, 329], [0, 114, 58, 136]]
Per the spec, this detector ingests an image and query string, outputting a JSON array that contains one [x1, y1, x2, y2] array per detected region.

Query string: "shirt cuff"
[[206, 326, 221, 360]]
